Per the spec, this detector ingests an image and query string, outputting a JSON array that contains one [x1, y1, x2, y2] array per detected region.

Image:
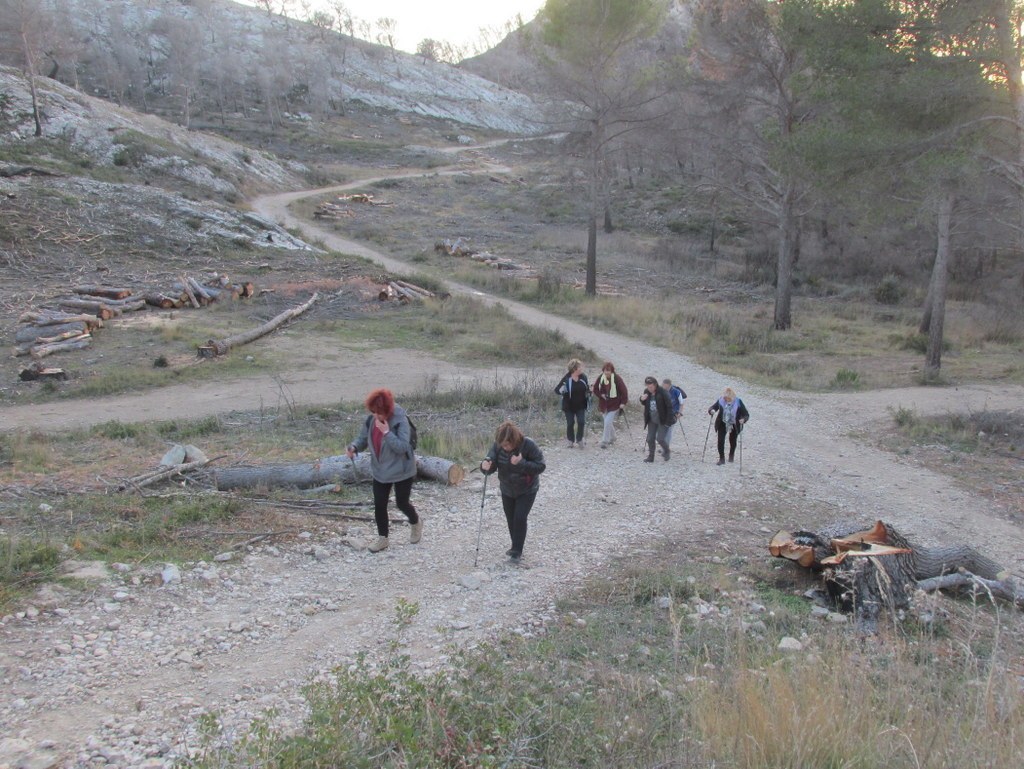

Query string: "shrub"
[[874, 273, 906, 305], [890, 405, 917, 429], [830, 368, 860, 389]]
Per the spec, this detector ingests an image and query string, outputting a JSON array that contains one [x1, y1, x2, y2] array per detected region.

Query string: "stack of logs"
[[435, 237, 532, 274], [314, 193, 390, 219], [14, 275, 254, 361], [378, 279, 436, 303]]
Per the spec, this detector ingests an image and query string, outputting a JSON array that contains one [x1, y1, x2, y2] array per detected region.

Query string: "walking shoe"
[[716, 458, 725, 466], [565, 439, 575, 448], [663, 447, 671, 461], [728, 456, 734, 463], [643, 456, 655, 463], [410, 519, 423, 544], [599, 442, 608, 449], [508, 550, 522, 561], [368, 536, 389, 553]]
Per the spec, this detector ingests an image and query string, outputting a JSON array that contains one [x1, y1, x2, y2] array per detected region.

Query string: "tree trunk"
[[773, 183, 798, 330], [213, 453, 465, 491], [925, 191, 955, 377], [198, 292, 318, 358], [586, 212, 598, 297]]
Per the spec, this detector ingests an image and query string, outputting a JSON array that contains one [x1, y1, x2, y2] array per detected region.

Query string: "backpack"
[[365, 414, 418, 451], [668, 385, 685, 413]]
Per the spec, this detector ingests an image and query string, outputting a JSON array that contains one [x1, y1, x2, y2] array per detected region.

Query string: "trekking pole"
[[739, 426, 744, 476], [701, 413, 713, 463], [474, 473, 489, 567]]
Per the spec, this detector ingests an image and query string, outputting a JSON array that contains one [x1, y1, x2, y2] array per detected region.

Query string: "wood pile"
[[378, 279, 436, 303], [770, 520, 1021, 630], [13, 273, 255, 364], [435, 237, 533, 274], [314, 193, 391, 219]]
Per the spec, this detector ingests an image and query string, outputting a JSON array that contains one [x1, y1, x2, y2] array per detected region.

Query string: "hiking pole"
[[701, 413, 713, 463], [739, 426, 744, 476], [474, 473, 489, 567]]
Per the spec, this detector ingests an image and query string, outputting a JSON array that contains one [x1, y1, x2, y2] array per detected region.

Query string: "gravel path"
[[2, 165, 1023, 769]]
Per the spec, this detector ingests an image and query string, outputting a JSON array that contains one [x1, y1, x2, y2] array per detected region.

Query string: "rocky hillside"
[[15, 0, 542, 135]]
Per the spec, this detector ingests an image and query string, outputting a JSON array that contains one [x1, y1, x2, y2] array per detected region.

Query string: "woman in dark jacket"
[[555, 358, 589, 448], [640, 376, 675, 462], [707, 387, 750, 466], [592, 361, 629, 448], [346, 388, 421, 553], [480, 420, 545, 561]]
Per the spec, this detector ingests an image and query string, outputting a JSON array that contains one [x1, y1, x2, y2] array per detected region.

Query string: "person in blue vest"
[[346, 388, 421, 553], [555, 358, 589, 448], [707, 387, 750, 466], [662, 378, 686, 448]]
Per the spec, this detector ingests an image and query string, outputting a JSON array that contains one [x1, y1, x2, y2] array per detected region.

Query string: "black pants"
[[372, 477, 418, 537], [564, 408, 586, 442], [716, 426, 740, 460], [502, 490, 537, 556]]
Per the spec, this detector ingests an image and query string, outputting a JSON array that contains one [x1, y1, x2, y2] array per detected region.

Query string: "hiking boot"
[[599, 442, 608, 449], [410, 519, 423, 544], [508, 550, 522, 561], [716, 458, 725, 466], [368, 536, 389, 553], [663, 447, 671, 461], [728, 455, 734, 463]]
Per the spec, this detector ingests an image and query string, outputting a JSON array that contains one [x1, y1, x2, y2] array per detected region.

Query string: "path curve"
[[1, 149, 1023, 769]]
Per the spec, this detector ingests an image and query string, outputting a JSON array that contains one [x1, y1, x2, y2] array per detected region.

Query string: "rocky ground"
[[2, 168, 1023, 769]]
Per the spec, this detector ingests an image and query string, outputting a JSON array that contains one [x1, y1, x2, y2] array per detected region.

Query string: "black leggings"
[[372, 477, 418, 537], [502, 491, 537, 556], [716, 426, 740, 459], [564, 408, 586, 442]]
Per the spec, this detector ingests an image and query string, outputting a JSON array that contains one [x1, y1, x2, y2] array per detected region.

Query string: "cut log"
[[213, 453, 464, 491], [28, 334, 92, 359], [59, 298, 146, 318], [19, 364, 67, 381], [186, 276, 215, 303], [73, 286, 133, 300], [180, 276, 201, 308], [143, 292, 183, 309], [198, 292, 318, 358], [18, 311, 103, 328], [14, 321, 88, 344]]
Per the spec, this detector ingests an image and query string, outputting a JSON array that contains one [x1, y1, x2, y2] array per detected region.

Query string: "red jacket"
[[592, 372, 628, 413]]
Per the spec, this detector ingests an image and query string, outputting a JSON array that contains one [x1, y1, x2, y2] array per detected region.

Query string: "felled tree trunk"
[[213, 453, 464, 491], [198, 292, 318, 358], [770, 520, 1019, 628]]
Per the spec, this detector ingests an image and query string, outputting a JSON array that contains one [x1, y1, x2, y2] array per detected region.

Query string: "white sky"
[[297, 1, 546, 54]]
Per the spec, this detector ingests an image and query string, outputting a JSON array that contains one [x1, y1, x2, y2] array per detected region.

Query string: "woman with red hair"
[[346, 388, 421, 553]]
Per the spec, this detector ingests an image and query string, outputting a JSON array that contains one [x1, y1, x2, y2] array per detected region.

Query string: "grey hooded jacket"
[[348, 405, 416, 483]]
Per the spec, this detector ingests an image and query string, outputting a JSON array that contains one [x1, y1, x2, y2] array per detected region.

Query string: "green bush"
[[874, 274, 906, 305], [830, 368, 860, 389]]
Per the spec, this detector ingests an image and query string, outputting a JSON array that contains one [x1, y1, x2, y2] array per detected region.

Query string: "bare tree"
[[0, 0, 57, 135]]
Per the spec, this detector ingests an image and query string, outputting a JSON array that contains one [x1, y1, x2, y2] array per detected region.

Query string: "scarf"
[[599, 372, 617, 399], [719, 397, 739, 427]]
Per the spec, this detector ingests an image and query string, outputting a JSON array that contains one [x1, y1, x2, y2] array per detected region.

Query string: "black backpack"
[[365, 413, 418, 451]]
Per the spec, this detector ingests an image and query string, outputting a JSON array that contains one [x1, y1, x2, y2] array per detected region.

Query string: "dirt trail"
[[2, 151, 1023, 768]]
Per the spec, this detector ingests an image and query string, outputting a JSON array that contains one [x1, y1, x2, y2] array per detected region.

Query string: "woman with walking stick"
[[480, 420, 545, 562], [592, 361, 629, 449], [346, 388, 421, 553], [707, 387, 749, 466], [640, 376, 675, 462]]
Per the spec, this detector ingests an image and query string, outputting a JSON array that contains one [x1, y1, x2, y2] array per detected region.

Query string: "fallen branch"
[[116, 459, 210, 492], [198, 292, 319, 358]]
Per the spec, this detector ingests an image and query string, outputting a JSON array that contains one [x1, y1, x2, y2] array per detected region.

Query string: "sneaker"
[[506, 548, 517, 557], [565, 440, 575, 448], [410, 519, 423, 544], [508, 550, 522, 561], [368, 536, 389, 553], [578, 440, 586, 449], [643, 456, 655, 463]]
